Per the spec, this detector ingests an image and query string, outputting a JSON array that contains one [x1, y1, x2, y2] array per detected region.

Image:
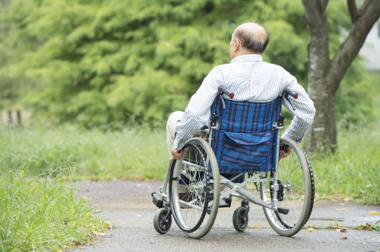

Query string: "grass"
[[0, 116, 379, 205], [0, 124, 167, 181], [303, 220, 341, 230], [0, 170, 107, 251], [354, 222, 380, 231], [309, 119, 380, 204], [304, 221, 380, 231]]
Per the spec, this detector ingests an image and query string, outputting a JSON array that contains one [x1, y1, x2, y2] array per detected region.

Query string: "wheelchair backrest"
[[210, 96, 283, 174]]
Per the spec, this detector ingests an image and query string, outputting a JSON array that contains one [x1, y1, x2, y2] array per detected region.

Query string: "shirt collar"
[[231, 54, 263, 64]]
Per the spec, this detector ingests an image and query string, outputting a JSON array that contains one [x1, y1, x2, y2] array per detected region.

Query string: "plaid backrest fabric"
[[211, 96, 283, 174]]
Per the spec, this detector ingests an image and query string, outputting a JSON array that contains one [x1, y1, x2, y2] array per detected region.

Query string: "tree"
[[0, 0, 376, 132], [301, 0, 380, 152], [0, 0, 311, 126]]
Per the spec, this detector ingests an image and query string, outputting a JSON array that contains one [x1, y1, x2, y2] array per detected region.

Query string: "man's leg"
[[165, 111, 191, 201], [166, 111, 184, 159]]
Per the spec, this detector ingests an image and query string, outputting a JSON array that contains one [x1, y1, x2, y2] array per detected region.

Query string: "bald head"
[[232, 22, 269, 54]]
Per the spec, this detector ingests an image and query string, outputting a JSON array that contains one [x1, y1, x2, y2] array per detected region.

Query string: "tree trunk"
[[302, 0, 380, 153], [305, 88, 337, 152]]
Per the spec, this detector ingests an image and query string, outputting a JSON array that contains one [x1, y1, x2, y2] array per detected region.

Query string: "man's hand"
[[171, 147, 186, 160], [279, 144, 292, 161]]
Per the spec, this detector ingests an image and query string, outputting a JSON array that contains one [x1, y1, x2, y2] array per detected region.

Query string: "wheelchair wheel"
[[260, 137, 313, 236], [169, 138, 220, 239], [153, 208, 172, 234], [232, 207, 248, 232]]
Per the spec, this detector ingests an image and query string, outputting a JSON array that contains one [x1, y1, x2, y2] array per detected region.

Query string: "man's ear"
[[233, 38, 240, 52]]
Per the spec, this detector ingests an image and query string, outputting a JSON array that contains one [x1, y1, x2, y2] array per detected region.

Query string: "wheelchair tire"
[[153, 208, 172, 234], [169, 138, 220, 239], [232, 207, 248, 232], [260, 137, 313, 237]]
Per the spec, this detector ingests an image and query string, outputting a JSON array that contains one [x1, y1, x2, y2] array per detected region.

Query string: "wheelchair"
[[152, 89, 314, 239]]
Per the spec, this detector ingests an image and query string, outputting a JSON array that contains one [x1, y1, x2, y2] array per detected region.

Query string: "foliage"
[[0, 0, 373, 126], [0, 170, 107, 251], [335, 61, 377, 127]]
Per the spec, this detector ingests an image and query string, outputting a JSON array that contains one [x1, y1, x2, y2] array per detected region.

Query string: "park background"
[[0, 0, 379, 251]]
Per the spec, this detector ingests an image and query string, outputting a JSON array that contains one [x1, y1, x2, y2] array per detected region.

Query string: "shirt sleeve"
[[173, 67, 223, 150], [282, 72, 316, 143]]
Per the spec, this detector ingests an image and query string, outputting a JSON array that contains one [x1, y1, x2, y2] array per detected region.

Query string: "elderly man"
[[166, 22, 316, 161]]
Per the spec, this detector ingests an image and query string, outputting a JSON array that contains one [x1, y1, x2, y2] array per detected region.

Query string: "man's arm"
[[172, 67, 223, 152], [282, 73, 316, 143]]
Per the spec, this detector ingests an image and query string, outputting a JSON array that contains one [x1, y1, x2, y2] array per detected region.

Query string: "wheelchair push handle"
[[284, 91, 298, 99], [217, 88, 234, 110]]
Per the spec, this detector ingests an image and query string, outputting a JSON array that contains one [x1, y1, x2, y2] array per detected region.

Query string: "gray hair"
[[233, 22, 269, 54]]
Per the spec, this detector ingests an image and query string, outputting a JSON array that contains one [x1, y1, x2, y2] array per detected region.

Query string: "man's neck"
[[231, 51, 262, 60]]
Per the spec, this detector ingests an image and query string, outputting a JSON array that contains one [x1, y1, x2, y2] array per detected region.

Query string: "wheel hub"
[[284, 182, 291, 191]]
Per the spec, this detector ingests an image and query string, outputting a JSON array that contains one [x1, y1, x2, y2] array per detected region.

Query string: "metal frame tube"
[[271, 126, 281, 207], [210, 174, 276, 210], [161, 159, 173, 200]]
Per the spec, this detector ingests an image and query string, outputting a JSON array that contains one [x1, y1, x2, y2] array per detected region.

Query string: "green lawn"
[[1, 119, 379, 204], [0, 124, 168, 181]]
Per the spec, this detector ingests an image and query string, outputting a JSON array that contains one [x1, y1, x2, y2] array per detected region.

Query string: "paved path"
[[72, 181, 380, 252]]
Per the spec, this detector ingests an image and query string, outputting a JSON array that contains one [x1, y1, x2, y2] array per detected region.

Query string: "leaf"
[[340, 228, 347, 232], [369, 211, 379, 215], [98, 232, 106, 236], [336, 208, 349, 211], [307, 228, 314, 232], [340, 237, 347, 240]]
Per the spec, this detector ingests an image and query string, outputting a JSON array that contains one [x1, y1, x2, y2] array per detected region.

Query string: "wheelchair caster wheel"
[[153, 208, 172, 234], [233, 207, 248, 232]]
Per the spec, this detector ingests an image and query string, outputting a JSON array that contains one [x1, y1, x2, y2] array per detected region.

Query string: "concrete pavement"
[[72, 181, 380, 252]]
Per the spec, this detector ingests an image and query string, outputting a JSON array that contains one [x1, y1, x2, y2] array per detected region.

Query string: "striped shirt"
[[173, 54, 316, 150]]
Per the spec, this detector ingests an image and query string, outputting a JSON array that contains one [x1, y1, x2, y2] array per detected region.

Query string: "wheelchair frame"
[[152, 91, 314, 238], [158, 113, 284, 212]]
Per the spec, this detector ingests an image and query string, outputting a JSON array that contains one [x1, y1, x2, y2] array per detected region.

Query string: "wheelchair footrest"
[[218, 197, 232, 208], [152, 192, 163, 208], [277, 207, 289, 215]]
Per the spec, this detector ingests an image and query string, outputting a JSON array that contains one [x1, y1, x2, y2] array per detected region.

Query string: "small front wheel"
[[153, 208, 172, 234], [233, 207, 249, 232]]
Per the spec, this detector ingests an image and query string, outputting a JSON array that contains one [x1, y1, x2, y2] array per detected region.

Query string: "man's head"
[[229, 22, 269, 60]]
